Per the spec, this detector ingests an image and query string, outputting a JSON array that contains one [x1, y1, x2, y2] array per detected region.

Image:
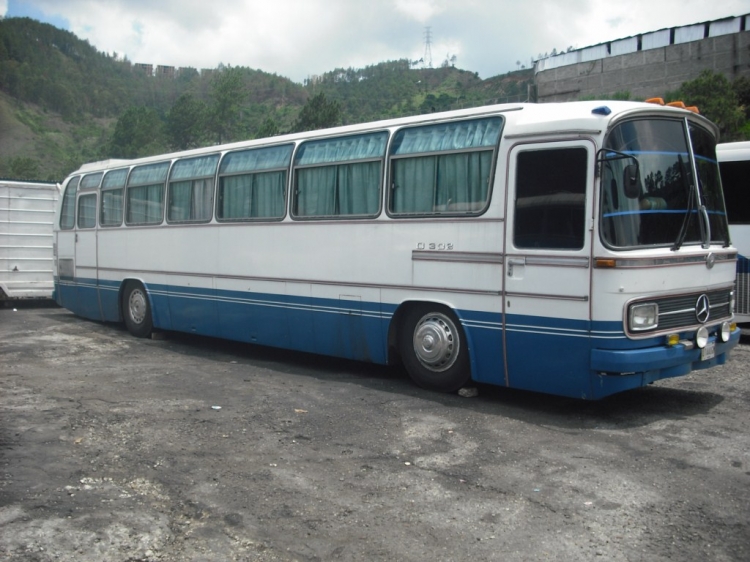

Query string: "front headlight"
[[720, 322, 732, 343], [629, 302, 658, 332]]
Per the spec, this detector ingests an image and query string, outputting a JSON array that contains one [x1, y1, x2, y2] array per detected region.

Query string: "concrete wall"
[[535, 30, 750, 102]]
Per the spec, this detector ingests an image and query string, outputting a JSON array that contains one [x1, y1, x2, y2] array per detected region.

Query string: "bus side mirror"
[[623, 163, 641, 199]]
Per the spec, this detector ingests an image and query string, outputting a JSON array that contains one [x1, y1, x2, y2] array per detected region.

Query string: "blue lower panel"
[[590, 329, 740, 399], [504, 314, 593, 399], [55, 277, 740, 400], [457, 309, 505, 387]]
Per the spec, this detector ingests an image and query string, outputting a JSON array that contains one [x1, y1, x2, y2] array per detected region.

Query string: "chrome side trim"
[[94, 267, 503, 296], [503, 129, 602, 140], [595, 252, 737, 268], [524, 256, 590, 268], [412, 250, 503, 264], [506, 291, 589, 302]]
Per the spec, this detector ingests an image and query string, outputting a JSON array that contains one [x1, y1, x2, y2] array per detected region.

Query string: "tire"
[[122, 281, 153, 338], [399, 304, 471, 392]]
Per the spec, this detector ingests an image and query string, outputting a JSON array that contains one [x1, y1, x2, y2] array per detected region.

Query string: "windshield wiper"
[[671, 154, 694, 252]]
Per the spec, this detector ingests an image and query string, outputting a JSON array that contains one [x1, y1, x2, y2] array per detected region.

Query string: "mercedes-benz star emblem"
[[695, 294, 710, 324]]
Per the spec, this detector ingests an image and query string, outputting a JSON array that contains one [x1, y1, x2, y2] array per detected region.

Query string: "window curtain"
[[101, 189, 123, 226], [392, 156, 436, 213], [80, 172, 103, 189], [392, 151, 491, 213], [297, 161, 380, 216], [221, 145, 293, 175], [128, 184, 163, 224], [391, 118, 502, 156], [102, 169, 128, 189], [337, 161, 380, 215], [297, 167, 337, 216], [220, 171, 286, 219], [169, 178, 213, 221], [77, 194, 97, 228]]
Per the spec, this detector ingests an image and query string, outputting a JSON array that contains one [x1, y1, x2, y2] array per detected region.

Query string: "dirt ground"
[[1, 303, 749, 562]]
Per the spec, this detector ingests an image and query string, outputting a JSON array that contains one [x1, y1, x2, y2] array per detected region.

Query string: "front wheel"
[[399, 305, 471, 392], [122, 281, 153, 338]]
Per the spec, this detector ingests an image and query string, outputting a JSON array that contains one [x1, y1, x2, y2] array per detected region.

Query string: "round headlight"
[[720, 322, 731, 343], [696, 326, 709, 349]]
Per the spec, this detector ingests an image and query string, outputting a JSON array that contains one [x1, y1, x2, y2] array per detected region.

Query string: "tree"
[[109, 106, 165, 158], [1, 157, 40, 180], [675, 70, 745, 140], [255, 117, 280, 139], [210, 66, 247, 144], [292, 92, 341, 132], [167, 93, 209, 150], [732, 76, 750, 120]]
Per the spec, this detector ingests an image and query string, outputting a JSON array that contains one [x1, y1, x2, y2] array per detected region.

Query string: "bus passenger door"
[[74, 191, 103, 319], [55, 178, 78, 309], [503, 140, 594, 398]]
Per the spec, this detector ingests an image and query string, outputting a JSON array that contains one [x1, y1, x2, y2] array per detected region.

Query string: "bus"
[[1, 179, 60, 300], [53, 101, 740, 399], [717, 141, 750, 323]]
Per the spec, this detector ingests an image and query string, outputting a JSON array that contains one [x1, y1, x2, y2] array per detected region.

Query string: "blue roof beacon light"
[[592, 106, 612, 116]]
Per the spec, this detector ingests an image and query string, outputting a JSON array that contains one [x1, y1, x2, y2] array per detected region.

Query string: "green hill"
[[0, 16, 533, 182]]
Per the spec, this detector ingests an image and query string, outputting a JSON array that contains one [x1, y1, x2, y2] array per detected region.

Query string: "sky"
[[2, 0, 750, 83]]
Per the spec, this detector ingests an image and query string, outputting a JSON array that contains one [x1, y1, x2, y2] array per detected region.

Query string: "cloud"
[[4, 0, 749, 82]]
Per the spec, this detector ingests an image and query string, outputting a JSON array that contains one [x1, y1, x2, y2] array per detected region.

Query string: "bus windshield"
[[600, 118, 729, 249]]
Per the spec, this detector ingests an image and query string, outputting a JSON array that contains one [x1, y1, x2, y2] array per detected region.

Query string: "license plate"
[[701, 341, 716, 361]]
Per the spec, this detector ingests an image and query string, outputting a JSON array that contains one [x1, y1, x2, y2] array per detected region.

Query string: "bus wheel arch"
[[120, 280, 153, 338], [394, 301, 471, 392]]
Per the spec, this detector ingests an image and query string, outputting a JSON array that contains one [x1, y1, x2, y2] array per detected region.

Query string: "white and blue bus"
[[717, 141, 750, 323], [53, 101, 739, 399]]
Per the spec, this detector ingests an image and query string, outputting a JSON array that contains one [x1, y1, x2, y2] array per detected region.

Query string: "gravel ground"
[[1, 303, 749, 561]]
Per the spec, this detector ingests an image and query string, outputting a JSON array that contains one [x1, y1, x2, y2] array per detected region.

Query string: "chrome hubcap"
[[413, 312, 459, 372], [128, 290, 147, 324]]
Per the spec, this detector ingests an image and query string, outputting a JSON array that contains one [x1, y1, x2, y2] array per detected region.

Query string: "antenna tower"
[[423, 26, 433, 68]]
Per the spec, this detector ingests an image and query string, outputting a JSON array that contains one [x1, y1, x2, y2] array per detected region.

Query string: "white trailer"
[[0, 179, 60, 300]]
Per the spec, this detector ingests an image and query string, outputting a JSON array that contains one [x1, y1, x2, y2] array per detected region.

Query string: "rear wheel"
[[122, 281, 153, 338], [399, 304, 470, 392]]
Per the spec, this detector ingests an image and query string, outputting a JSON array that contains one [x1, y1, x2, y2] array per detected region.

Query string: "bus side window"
[[77, 194, 97, 228], [60, 176, 80, 230], [388, 117, 502, 216], [168, 155, 219, 223], [292, 133, 386, 218], [126, 162, 170, 225], [100, 168, 128, 227], [514, 147, 587, 250], [217, 144, 293, 221]]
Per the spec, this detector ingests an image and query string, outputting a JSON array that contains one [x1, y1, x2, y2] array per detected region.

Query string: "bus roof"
[[68, 101, 717, 176]]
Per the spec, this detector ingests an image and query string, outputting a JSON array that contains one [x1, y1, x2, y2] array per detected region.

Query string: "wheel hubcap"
[[128, 290, 147, 324], [413, 313, 459, 372]]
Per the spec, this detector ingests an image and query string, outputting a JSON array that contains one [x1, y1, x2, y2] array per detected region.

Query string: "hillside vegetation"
[[2, 17, 748, 182], [0, 17, 534, 181]]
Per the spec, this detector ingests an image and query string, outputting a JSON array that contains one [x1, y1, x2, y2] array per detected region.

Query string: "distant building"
[[155, 65, 176, 79], [535, 14, 750, 102], [134, 63, 153, 76]]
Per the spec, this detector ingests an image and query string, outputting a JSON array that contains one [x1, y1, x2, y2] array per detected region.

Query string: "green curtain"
[[169, 178, 213, 222], [392, 151, 491, 214], [296, 161, 380, 217], [127, 184, 163, 224], [102, 168, 128, 189], [219, 171, 286, 219], [77, 193, 97, 228], [100, 189, 123, 226]]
